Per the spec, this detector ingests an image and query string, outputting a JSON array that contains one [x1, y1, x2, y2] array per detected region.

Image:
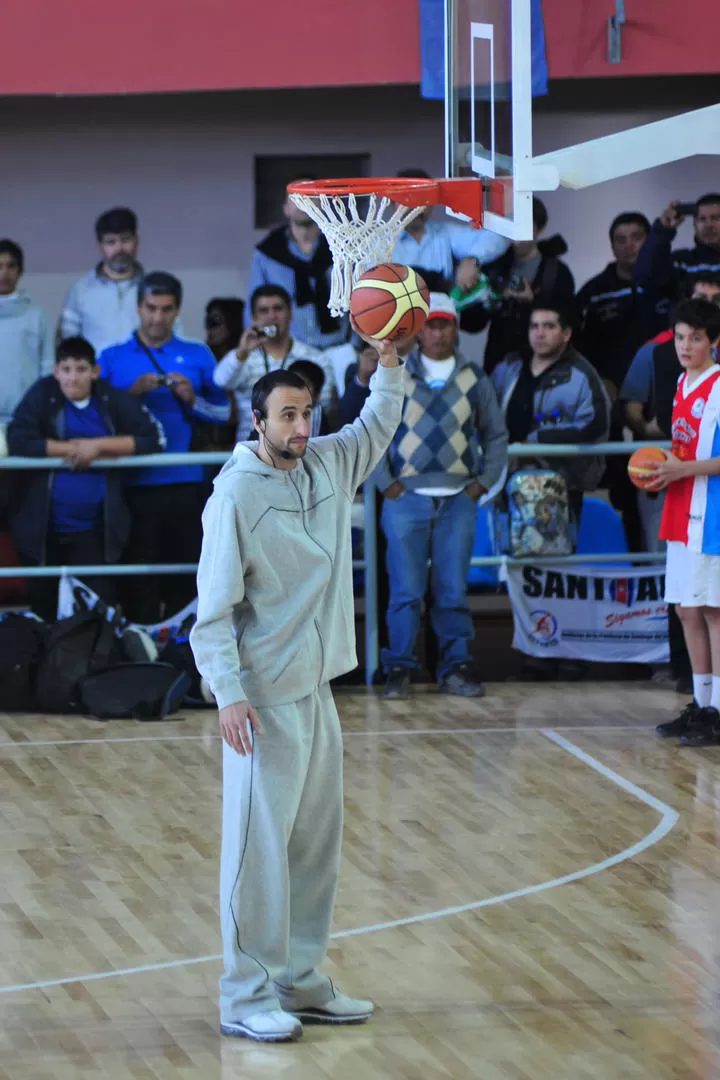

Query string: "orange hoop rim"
[[287, 176, 486, 227], [287, 176, 441, 207]]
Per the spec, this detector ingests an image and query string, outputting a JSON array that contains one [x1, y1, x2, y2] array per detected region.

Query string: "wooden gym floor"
[[1, 683, 718, 1079]]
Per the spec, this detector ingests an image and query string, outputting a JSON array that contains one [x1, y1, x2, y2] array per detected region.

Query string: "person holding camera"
[[634, 194, 720, 301], [459, 197, 576, 374], [98, 271, 230, 623], [214, 285, 337, 441]]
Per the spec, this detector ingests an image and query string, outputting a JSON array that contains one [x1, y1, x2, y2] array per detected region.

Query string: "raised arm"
[[633, 204, 685, 290], [446, 220, 510, 264], [310, 334, 405, 494], [213, 325, 268, 391]]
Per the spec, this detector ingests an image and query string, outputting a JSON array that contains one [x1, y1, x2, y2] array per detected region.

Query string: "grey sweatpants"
[[219, 683, 343, 1021]]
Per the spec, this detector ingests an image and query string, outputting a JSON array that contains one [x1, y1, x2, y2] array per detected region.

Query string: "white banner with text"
[[506, 564, 669, 664]]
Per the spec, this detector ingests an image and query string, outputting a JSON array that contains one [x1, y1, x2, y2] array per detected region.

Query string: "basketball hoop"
[[287, 176, 484, 316]]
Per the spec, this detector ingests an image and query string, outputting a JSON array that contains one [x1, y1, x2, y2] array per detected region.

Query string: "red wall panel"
[[1, 0, 421, 95], [4, 0, 719, 95], [543, 0, 720, 78]]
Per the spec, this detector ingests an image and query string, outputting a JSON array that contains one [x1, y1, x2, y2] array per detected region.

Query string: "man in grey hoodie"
[[190, 334, 404, 1043], [0, 239, 54, 426]]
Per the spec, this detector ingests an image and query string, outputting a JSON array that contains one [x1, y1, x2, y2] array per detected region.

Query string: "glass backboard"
[[445, 0, 533, 239]]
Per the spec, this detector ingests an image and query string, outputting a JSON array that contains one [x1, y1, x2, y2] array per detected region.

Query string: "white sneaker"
[[220, 1009, 303, 1042], [290, 990, 374, 1025]]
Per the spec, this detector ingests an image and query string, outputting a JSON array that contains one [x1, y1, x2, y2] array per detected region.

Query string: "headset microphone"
[[254, 410, 295, 463]]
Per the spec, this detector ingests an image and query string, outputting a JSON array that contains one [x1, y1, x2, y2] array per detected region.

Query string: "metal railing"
[[0, 440, 669, 684]]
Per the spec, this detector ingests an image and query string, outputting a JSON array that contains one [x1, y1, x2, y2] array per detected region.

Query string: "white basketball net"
[[288, 191, 426, 317]]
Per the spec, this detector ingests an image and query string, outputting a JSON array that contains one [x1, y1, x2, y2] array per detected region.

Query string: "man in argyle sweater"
[[374, 294, 508, 699]]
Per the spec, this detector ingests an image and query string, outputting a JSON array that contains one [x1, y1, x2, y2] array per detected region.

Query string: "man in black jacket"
[[577, 212, 669, 397], [634, 194, 720, 301], [8, 336, 164, 618], [577, 212, 668, 551]]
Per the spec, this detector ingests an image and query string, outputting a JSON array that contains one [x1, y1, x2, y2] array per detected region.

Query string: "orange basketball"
[[627, 445, 667, 489], [350, 263, 430, 340]]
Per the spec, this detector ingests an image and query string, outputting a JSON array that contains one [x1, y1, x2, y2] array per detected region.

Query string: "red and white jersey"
[[659, 364, 720, 552]]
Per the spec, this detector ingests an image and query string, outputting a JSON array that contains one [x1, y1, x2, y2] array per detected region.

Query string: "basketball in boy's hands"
[[350, 264, 429, 340], [627, 446, 667, 488]]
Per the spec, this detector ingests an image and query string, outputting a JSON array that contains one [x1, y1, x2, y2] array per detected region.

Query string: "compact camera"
[[261, 325, 278, 338], [159, 375, 175, 387]]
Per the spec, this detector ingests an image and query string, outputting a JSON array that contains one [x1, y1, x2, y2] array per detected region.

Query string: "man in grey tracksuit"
[[190, 338, 404, 1043]]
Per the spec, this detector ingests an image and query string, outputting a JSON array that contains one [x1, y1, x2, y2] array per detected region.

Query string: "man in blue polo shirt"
[[99, 271, 230, 623]]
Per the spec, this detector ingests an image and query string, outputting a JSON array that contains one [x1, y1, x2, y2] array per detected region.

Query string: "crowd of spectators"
[[0, 181, 718, 691]]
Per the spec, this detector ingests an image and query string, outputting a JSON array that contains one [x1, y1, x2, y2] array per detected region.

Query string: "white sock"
[[693, 674, 712, 708], [711, 676, 720, 712]]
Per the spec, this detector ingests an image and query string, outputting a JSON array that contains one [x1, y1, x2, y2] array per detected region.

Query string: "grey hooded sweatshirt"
[[0, 292, 54, 423], [190, 362, 404, 709]]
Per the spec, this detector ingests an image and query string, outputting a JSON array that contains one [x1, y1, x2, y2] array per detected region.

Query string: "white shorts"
[[665, 541, 720, 607]]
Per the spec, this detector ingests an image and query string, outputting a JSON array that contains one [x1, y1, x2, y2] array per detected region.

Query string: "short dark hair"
[[250, 284, 292, 315], [55, 336, 97, 367], [696, 193, 720, 214], [609, 212, 650, 242], [251, 370, 312, 420], [95, 207, 138, 241], [0, 239, 24, 274], [289, 358, 326, 399], [690, 270, 720, 293], [396, 167, 431, 180], [532, 196, 548, 232], [205, 297, 244, 339], [674, 298, 720, 341], [530, 300, 572, 331], [137, 271, 182, 308], [288, 172, 318, 184]]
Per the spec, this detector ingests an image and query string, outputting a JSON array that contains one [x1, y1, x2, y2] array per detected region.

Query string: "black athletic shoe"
[[382, 667, 411, 700], [656, 701, 700, 738], [679, 707, 720, 746], [438, 663, 485, 698]]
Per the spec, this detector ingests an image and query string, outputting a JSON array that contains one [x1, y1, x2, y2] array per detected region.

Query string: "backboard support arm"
[[524, 104, 720, 193]]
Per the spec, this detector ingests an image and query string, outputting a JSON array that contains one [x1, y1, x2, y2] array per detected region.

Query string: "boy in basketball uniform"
[[653, 299, 720, 744]]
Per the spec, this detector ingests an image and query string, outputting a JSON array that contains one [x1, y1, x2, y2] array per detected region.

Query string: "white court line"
[[0, 729, 678, 996], [0, 725, 655, 750]]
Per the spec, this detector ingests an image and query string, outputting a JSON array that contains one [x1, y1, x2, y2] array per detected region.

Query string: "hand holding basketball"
[[350, 316, 411, 366], [644, 450, 689, 491], [350, 263, 429, 341], [627, 445, 689, 491]]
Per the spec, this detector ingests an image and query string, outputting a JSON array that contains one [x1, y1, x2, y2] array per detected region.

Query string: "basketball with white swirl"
[[350, 263, 430, 341]]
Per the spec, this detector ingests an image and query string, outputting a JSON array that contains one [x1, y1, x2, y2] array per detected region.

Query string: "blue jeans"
[[380, 490, 478, 680]]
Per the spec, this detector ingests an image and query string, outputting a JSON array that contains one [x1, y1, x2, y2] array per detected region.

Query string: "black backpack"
[[161, 615, 210, 706], [78, 663, 191, 721], [35, 610, 122, 714], [0, 613, 48, 712]]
